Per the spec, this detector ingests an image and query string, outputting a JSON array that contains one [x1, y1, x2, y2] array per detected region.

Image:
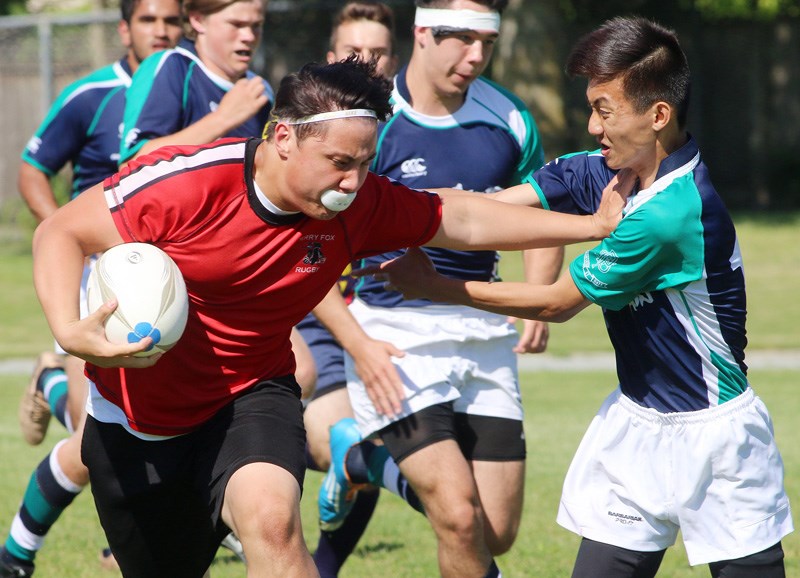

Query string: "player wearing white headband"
[[316, 1, 563, 577]]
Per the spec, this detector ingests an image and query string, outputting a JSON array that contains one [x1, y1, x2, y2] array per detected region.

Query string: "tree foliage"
[[557, 0, 800, 22]]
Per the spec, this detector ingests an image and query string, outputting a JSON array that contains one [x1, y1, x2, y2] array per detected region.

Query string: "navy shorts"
[[81, 376, 306, 578]]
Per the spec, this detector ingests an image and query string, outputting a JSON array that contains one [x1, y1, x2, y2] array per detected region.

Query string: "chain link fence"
[[0, 3, 416, 228]]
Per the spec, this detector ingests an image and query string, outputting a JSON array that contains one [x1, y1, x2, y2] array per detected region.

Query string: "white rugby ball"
[[87, 243, 189, 357]]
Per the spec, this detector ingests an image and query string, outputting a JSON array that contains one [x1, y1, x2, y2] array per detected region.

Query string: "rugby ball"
[[86, 243, 189, 357]]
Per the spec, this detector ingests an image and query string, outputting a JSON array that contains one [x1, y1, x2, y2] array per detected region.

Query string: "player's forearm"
[[431, 195, 612, 251], [32, 218, 87, 341], [417, 275, 568, 321], [523, 246, 564, 284], [18, 163, 59, 223], [311, 286, 371, 352], [131, 114, 234, 161]]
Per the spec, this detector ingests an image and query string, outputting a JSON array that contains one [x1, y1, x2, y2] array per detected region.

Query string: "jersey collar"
[[245, 138, 304, 226]]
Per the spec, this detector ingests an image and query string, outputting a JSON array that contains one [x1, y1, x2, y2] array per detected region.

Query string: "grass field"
[[0, 213, 798, 576], [1, 369, 798, 577]]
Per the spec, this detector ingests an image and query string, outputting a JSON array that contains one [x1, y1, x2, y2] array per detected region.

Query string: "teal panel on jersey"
[[524, 174, 550, 210], [569, 173, 705, 311], [710, 349, 749, 403], [481, 77, 545, 183], [120, 51, 166, 161]]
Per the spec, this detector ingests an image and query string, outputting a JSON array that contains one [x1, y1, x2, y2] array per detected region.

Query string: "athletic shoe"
[[220, 532, 246, 564], [318, 418, 365, 532], [18, 352, 62, 445], [0, 548, 33, 578]]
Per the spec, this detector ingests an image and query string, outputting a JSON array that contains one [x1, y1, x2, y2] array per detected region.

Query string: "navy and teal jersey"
[[22, 59, 133, 199], [528, 136, 748, 412], [356, 66, 545, 308], [120, 39, 273, 162]]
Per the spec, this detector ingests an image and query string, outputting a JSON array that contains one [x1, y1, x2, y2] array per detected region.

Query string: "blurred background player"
[[299, 5, 400, 577], [317, 1, 563, 577], [119, 0, 273, 164], [2, 1, 183, 576]]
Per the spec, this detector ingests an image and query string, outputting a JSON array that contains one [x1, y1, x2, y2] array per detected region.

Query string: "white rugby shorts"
[[346, 299, 523, 437], [557, 387, 793, 565]]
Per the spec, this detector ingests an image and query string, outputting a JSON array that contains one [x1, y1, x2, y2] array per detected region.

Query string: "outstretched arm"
[[428, 170, 635, 250], [359, 247, 590, 323]]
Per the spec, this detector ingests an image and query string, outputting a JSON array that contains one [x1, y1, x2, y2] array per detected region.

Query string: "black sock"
[[314, 489, 380, 577]]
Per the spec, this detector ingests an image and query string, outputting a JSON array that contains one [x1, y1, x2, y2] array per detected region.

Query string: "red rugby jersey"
[[89, 138, 442, 435]]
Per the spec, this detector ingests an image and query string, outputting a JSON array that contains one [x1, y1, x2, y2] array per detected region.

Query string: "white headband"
[[285, 109, 377, 125], [414, 7, 501, 33]]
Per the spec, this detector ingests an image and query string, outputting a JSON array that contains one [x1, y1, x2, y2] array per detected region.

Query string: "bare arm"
[[18, 162, 60, 223], [312, 286, 406, 417], [514, 246, 564, 353], [428, 170, 634, 250], [366, 247, 591, 323], [32, 183, 156, 366], [129, 76, 269, 161]]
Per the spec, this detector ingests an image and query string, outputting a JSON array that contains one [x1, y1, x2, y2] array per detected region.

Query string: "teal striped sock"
[[40, 368, 68, 429]]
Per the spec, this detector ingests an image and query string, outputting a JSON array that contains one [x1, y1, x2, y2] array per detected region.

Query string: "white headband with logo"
[[414, 7, 501, 33], [285, 109, 377, 126]]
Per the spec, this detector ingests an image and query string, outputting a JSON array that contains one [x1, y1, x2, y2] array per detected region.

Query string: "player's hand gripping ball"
[[87, 243, 189, 357]]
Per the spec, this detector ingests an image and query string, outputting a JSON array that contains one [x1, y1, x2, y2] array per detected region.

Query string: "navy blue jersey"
[[357, 66, 545, 308], [120, 39, 273, 162], [529, 137, 748, 412], [22, 59, 132, 198]]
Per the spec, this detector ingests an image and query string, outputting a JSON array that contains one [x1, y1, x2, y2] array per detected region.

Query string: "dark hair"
[[264, 55, 393, 141], [330, 1, 396, 53], [414, 0, 508, 13], [566, 16, 691, 128], [120, 0, 141, 23], [121, 0, 184, 24]]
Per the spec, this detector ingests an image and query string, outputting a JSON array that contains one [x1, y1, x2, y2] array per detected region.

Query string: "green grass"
[[1, 369, 798, 577]]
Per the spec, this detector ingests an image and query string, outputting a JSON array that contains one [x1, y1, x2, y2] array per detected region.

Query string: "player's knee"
[[430, 496, 483, 543], [240, 498, 301, 548], [484, 522, 519, 556]]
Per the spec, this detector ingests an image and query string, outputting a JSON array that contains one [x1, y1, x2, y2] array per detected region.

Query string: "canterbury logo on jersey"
[[401, 158, 427, 178], [26, 136, 42, 154], [123, 127, 141, 149]]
